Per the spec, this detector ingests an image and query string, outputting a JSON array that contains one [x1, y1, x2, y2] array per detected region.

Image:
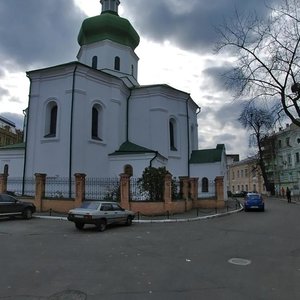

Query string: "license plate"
[[75, 215, 84, 218], [251, 206, 258, 208]]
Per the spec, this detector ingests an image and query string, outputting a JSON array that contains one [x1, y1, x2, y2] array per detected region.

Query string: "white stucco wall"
[[0, 149, 24, 177], [25, 63, 129, 178]]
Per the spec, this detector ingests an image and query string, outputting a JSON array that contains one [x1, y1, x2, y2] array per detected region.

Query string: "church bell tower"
[[77, 0, 140, 87]]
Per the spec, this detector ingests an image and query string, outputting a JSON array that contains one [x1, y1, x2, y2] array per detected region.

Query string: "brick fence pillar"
[[35, 173, 46, 212], [0, 173, 8, 193], [189, 177, 199, 202], [120, 173, 130, 210], [180, 176, 190, 211], [179, 176, 190, 200], [164, 173, 172, 211], [215, 176, 224, 201], [74, 173, 86, 207]]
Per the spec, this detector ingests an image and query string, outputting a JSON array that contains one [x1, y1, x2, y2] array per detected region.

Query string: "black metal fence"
[[7, 177, 35, 197], [6, 176, 214, 202], [85, 177, 120, 201], [45, 177, 75, 199], [130, 177, 151, 201]]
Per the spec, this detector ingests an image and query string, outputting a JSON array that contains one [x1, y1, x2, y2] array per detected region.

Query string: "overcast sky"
[[0, 0, 282, 159]]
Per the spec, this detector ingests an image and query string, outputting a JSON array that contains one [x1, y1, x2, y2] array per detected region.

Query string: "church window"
[[92, 56, 98, 69], [169, 118, 177, 151], [114, 56, 120, 71], [91, 104, 103, 141], [131, 65, 134, 75], [4, 164, 8, 175], [202, 177, 209, 193], [45, 101, 58, 138], [124, 164, 133, 177]]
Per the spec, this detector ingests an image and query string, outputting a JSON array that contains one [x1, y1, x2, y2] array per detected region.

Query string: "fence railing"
[[45, 177, 75, 199], [7, 177, 35, 197], [85, 177, 120, 201], [130, 177, 152, 201], [5, 176, 218, 202]]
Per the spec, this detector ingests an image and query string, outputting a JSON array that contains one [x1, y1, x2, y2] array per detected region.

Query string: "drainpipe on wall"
[[22, 77, 32, 195], [69, 65, 78, 198], [150, 151, 158, 167], [126, 89, 132, 142], [187, 101, 201, 178], [186, 96, 191, 177]]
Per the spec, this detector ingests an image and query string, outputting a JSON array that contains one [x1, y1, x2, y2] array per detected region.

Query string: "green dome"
[[78, 11, 140, 50]]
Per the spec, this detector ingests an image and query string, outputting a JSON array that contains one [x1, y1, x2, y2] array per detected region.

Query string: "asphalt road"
[[1, 197, 300, 300]]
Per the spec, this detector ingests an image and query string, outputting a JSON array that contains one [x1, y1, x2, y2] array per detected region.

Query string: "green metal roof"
[[78, 11, 140, 50], [0, 142, 25, 150], [190, 144, 225, 164], [109, 141, 156, 156]]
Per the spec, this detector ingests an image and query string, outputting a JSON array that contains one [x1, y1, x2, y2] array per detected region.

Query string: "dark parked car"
[[244, 193, 265, 211], [68, 201, 135, 231], [231, 191, 248, 197], [0, 193, 36, 219]]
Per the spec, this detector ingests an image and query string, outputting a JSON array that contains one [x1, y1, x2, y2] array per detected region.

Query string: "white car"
[[67, 201, 135, 231]]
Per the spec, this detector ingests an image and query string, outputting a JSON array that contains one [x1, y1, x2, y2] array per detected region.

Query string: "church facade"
[[0, 0, 228, 199]]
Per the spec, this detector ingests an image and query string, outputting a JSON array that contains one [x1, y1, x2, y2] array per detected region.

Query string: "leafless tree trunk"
[[238, 104, 275, 192]]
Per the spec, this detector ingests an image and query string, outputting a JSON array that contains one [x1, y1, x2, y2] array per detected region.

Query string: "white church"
[[0, 0, 228, 198]]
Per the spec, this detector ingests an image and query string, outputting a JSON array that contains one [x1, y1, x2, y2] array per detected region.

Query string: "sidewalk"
[[34, 199, 243, 223]]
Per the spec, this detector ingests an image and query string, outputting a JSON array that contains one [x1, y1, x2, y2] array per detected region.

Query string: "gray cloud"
[[123, 0, 281, 54], [0, 0, 85, 70], [201, 65, 232, 91], [0, 68, 5, 78], [0, 86, 9, 98]]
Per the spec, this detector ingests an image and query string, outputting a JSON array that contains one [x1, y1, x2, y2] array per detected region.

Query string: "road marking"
[[228, 258, 251, 266]]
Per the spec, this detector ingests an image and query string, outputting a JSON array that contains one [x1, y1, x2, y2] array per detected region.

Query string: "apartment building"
[[0, 116, 23, 147], [263, 123, 300, 196], [228, 156, 266, 195]]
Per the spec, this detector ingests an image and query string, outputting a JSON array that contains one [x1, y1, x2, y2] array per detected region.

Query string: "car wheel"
[[126, 216, 133, 226], [23, 208, 33, 219], [96, 219, 107, 232], [75, 222, 84, 230]]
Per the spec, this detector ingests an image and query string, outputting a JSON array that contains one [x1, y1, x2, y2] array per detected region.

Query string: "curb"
[[34, 203, 244, 223], [133, 203, 244, 223], [34, 216, 68, 221]]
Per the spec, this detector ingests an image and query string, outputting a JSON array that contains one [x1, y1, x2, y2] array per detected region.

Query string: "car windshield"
[[247, 194, 261, 200], [80, 201, 100, 210]]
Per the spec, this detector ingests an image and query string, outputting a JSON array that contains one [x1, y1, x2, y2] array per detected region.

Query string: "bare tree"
[[216, 0, 300, 126], [238, 104, 275, 192]]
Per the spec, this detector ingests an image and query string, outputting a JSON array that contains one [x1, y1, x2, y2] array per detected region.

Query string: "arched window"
[[169, 118, 177, 151], [124, 164, 133, 177], [45, 101, 58, 138], [92, 56, 98, 69], [131, 64, 134, 75], [202, 177, 209, 193], [91, 104, 103, 140], [4, 164, 8, 175], [114, 56, 120, 71]]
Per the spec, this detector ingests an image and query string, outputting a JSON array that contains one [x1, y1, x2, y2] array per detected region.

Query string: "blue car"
[[244, 193, 265, 212]]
